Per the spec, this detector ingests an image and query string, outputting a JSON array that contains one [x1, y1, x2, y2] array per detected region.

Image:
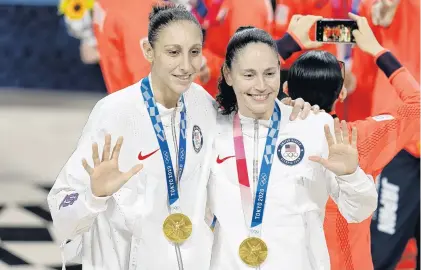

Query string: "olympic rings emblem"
[[277, 138, 305, 166], [260, 173, 268, 185], [282, 152, 299, 158], [164, 151, 170, 163]]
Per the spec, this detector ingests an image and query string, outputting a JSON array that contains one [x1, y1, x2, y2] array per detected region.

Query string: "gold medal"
[[162, 213, 193, 244], [238, 237, 268, 267]]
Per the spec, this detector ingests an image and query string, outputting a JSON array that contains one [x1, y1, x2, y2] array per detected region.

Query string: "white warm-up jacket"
[[208, 100, 378, 270], [48, 77, 217, 270]]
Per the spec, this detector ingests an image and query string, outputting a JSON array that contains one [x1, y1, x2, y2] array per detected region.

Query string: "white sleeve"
[[321, 118, 378, 223], [47, 100, 127, 243], [325, 167, 378, 223]]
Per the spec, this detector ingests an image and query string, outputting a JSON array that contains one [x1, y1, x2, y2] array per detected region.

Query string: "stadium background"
[[0, 0, 417, 269], [1, 0, 105, 268]]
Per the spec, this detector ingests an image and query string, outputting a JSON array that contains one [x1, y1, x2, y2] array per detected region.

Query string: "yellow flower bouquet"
[[58, 0, 95, 20]]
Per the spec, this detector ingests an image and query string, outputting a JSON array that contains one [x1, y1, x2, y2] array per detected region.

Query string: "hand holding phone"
[[348, 13, 384, 56], [315, 19, 358, 44], [287, 15, 323, 49]]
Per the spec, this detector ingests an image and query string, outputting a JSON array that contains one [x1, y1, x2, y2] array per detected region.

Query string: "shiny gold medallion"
[[238, 237, 268, 267], [162, 213, 193, 244]]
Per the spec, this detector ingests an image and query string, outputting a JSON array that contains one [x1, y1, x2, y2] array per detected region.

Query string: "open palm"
[[82, 134, 143, 197], [309, 119, 359, 176]]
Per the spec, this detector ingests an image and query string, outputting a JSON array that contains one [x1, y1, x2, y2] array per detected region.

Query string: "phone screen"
[[316, 20, 358, 43]]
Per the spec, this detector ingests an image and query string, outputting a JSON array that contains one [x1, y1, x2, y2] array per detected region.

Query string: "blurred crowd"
[[57, 0, 419, 269]]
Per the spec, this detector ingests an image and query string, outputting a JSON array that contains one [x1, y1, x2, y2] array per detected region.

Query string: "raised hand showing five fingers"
[[309, 118, 359, 176], [82, 134, 143, 197]]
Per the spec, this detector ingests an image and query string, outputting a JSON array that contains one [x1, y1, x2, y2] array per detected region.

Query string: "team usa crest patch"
[[192, 125, 203, 153], [277, 138, 305, 166]]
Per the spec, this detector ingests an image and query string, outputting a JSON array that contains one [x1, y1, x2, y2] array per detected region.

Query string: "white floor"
[[0, 88, 105, 269]]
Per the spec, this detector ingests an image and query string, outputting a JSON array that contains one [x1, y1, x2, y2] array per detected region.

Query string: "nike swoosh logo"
[[138, 149, 159, 161], [216, 155, 235, 164]]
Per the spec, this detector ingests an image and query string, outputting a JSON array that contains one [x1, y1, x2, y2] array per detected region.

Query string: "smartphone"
[[315, 19, 358, 44]]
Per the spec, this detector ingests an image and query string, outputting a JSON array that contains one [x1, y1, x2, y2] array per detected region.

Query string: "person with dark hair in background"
[[207, 24, 377, 269], [276, 12, 420, 270], [49, 5, 218, 270]]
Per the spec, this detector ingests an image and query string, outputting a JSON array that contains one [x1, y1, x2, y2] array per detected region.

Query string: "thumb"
[[352, 30, 362, 42], [122, 164, 144, 183], [309, 156, 328, 167]]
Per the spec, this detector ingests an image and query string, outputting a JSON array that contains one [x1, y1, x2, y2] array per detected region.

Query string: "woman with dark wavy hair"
[[207, 25, 377, 269]]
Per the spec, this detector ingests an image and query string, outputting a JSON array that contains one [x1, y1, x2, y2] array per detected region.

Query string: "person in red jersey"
[[275, 12, 419, 270], [358, 1, 420, 269]]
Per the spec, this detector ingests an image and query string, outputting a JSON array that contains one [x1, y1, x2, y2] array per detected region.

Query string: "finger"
[[92, 142, 100, 167], [351, 126, 358, 148], [111, 136, 124, 160], [82, 158, 94, 175], [334, 118, 343, 144], [312, 104, 320, 114], [291, 14, 303, 22], [362, 16, 369, 24], [304, 15, 323, 26], [309, 155, 328, 167], [349, 12, 365, 29], [122, 164, 144, 183], [281, 97, 292, 105], [102, 134, 112, 161], [352, 30, 362, 41], [341, 120, 350, 144], [348, 12, 360, 21], [290, 98, 304, 120], [381, 0, 394, 7], [324, 124, 335, 146], [300, 102, 312, 119]]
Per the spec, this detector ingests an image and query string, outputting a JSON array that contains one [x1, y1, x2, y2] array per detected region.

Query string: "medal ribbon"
[[233, 103, 281, 237], [140, 76, 187, 213]]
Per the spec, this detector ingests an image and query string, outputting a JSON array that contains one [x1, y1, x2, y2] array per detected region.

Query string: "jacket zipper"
[[253, 119, 260, 270], [302, 179, 317, 270], [253, 120, 259, 199], [171, 107, 184, 270]]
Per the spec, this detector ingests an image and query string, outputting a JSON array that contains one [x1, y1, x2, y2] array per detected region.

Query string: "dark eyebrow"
[[164, 44, 181, 49], [241, 69, 256, 73], [163, 44, 202, 49], [265, 67, 278, 71]]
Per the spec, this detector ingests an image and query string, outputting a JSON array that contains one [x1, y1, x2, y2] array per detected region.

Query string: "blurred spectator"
[[59, 0, 99, 64], [92, 0, 197, 94]]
